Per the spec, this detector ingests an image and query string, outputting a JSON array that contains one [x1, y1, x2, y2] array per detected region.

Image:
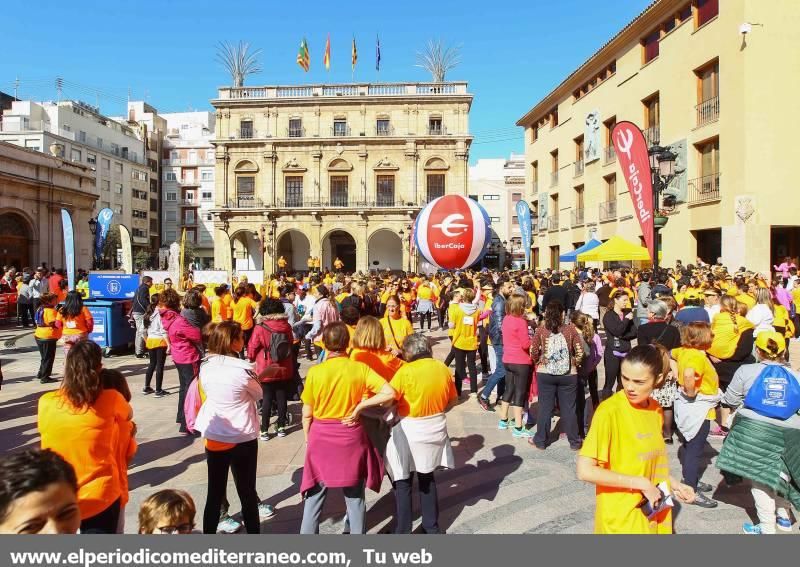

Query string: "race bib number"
[[463, 316, 474, 326], [66, 320, 77, 329]]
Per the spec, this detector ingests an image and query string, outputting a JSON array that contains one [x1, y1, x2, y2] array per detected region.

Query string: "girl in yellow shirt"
[[448, 288, 480, 396], [381, 295, 414, 356]]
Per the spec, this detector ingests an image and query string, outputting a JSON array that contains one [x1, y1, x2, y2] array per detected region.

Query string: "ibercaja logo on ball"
[[415, 195, 492, 270]]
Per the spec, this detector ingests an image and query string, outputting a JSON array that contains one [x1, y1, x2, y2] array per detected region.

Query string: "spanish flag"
[[324, 34, 331, 71], [297, 38, 310, 72], [351, 36, 357, 72]]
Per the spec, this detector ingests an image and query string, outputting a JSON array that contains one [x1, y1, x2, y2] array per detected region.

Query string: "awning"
[[577, 235, 652, 262], [559, 238, 603, 262]]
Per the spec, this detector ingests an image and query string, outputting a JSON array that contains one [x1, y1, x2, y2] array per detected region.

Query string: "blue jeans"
[[481, 344, 506, 400]]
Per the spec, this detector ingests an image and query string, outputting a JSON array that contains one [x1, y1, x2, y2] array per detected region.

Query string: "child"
[[143, 294, 170, 397], [34, 293, 62, 384], [101, 369, 136, 534], [671, 321, 721, 509], [571, 312, 602, 434], [138, 489, 196, 534]]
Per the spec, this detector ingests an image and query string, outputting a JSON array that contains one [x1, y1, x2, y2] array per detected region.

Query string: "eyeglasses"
[[156, 523, 194, 534]]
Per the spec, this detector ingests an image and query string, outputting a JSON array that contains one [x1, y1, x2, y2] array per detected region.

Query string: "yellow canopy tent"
[[577, 235, 652, 262]]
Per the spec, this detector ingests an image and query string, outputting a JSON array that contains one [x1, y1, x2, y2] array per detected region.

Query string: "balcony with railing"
[[274, 198, 417, 209], [179, 218, 198, 227], [574, 159, 584, 177], [696, 97, 720, 127], [216, 82, 469, 100], [644, 125, 660, 146], [287, 126, 305, 138], [687, 173, 720, 203], [550, 171, 559, 187], [238, 127, 254, 140], [162, 158, 215, 166], [331, 125, 352, 137], [179, 199, 198, 207], [375, 124, 395, 136], [426, 125, 447, 136], [599, 200, 617, 221], [547, 217, 559, 232], [227, 197, 264, 209], [571, 208, 585, 227], [603, 145, 616, 165]]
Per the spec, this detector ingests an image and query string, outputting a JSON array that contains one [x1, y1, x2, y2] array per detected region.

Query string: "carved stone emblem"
[[735, 196, 755, 224]]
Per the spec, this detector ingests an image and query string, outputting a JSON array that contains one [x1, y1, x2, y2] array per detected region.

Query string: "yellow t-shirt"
[[672, 346, 720, 409], [391, 358, 457, 418], [417, 285, 433, 301], [792, 287, 800, 311], [232, 297, 259, 330], [211, 294, 233, 322], [381, 316, 414, 351], [450, 305, 479, 351], [336, 292, 349, 305], [301, 357, 387, 420], [579, 391, 672, 534], [708, 313, 754, 359], [736, 293, 756, 310]]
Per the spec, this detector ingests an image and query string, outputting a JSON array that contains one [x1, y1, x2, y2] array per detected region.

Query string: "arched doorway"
[[323, 230, 356, 272], [230, 230, 263, 271], [0, 212, 32, 269], [276, 230, 311, 273], [368, 229, 403, 273]]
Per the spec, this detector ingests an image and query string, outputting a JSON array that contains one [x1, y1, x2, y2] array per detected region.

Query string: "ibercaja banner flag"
[[611, 121, 655, 262]]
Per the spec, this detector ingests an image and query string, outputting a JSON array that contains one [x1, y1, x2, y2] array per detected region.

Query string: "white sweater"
[[195, 355, 262, 444]]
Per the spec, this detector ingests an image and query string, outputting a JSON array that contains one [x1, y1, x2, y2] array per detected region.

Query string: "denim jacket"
[[488, 293, 506, 346]]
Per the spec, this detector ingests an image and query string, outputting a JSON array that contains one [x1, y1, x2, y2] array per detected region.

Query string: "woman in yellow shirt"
[[230, 285, 259, 355], [381, 295, 414, 356], [210, 284, 233, 323], [34, 293, 62, 384], [56, 291, 94, 356], [577, 344, 695, 534], [448, 288, 480, 396], [350, 316, 405, 381]]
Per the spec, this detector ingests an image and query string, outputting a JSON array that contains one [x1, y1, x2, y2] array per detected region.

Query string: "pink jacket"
[[248, 314, 294, 381], [501, 314, 532, 365], [164, 311, 203, 365]]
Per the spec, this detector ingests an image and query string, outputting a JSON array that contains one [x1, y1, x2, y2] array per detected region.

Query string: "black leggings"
[[145, 346, 167, 390], [175, 362, 196, 431], [437, 304, 448, 329], [203, 440, 259, 534], [419, 310, 432, 331], [393, 472, 440, 534], [36, 338, 57, 381], [80, 498, 121, 534], [602, 350, 623, 397], [454, 347, 478, 395], [502, 363, 531, 407], [261, 381, 289, 431]]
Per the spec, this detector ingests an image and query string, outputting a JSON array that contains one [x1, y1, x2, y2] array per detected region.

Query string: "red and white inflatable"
[[414, 195, 492, 270]]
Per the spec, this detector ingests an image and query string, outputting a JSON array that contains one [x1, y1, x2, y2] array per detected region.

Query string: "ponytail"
[[143, 293, 160, 328]]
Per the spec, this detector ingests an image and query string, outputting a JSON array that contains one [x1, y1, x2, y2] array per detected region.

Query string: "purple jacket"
[[501, 314, 532, 365], [164, 311, 203, 365]]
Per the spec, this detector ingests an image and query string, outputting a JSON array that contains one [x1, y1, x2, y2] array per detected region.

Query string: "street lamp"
[[87, 217, 99, 269], [648, 145, 683, 275]]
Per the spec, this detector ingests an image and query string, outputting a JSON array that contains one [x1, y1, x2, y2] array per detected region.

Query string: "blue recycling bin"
[[85, 273, 140, 356]]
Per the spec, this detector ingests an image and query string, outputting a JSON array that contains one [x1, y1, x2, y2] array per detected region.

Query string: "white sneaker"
[[258, 503, 276, 521], [217, 515, 242, 534]]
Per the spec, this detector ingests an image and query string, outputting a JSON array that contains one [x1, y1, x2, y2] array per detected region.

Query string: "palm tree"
[[415, 40, 462, 83], [216, 41, 262, 87]]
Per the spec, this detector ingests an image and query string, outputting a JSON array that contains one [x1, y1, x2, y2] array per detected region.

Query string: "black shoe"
[[477, 396, 493, 412], [691, 480, 714, 493], [155, 389, 170, 397], [142, 387, 155, 395], [135, 353, 147, 359], [40, 377, 58, 384], [691, 492, 718, 508]]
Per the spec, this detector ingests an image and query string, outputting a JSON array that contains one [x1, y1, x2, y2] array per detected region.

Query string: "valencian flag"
[[351, 36, 357, 72], [297, 38, 310, 72], [324, 34, 331, 71], [375, 35, 381, 71]]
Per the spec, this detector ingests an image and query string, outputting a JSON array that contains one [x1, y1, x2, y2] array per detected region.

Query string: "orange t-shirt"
[[34, 307, 62, 340], [57, 306, 94, 335], [200, 293, 211, 314], [211, 295, 233, 322], [301, 357, 387, 420], [38, 389, 132, 520], [350, 348, 406, 382], [232, 297, 259, 330], [391, 358, 456, 418]]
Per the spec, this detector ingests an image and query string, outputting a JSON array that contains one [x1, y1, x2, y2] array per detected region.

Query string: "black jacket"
[[488, 294, 506, 345], [132, 284, 150, 314], [542, 284, 569, 311], [602, 310, 637, 352]]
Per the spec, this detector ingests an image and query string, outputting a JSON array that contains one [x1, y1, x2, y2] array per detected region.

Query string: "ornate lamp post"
[[88, 217, 99, 269], [648, 145, 681, 274]]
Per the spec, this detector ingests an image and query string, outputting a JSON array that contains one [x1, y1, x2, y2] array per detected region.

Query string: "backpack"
[[259, 323, 292, 382], [743, 364, 800, 420], [34, 306, 47, 328], [183, 376, 203, 434], [543, 331, 571, 375]]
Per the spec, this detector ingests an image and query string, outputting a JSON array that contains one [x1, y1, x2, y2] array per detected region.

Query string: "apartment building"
[[209, 81, 472, 274], [161, 111, 216, 269], [516, 0, 800, 274]]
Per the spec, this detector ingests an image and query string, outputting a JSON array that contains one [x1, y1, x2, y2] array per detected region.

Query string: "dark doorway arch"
[[0, 211, 32, 269]]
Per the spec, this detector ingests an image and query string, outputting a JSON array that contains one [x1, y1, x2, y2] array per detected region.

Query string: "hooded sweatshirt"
[[450, 302, 479, 351], [248, 313, 294, 381], [164, 309, 203, 365]]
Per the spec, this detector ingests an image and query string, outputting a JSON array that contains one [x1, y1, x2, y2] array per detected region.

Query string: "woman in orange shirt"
[[34, 293, 62, 384], [230, 285, 259, 357], [37, 340, 135, 533], [56, 291, 94, 356], [577, 344, 694, 534]]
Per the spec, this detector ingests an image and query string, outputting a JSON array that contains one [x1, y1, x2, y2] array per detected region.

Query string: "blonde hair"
[[352, 316, 386, 351], [462, 288, 476, 303], [138, 489, 196, 534], [754, 288, 774, 312], [505, 294, 527, 317], [720, 295, 740, 334], [571, 312, 595, 343]]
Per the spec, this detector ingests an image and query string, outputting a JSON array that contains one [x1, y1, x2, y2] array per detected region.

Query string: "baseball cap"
[[755, 331, 786, 355], [684, 290, 702, 301], [702, 288, 721, 296]]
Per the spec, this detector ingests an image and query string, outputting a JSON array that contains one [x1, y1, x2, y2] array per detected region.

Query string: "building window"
[[376, 119, 391, 136], [100, 180, 109, 192], [426, 174, 445, 201], [166, 230, 177, 242], [330, 176, 348, 206], [549, 107, 558, 129], [697, 137, 720, 178], [236, 176, 255, 203], [201, 171, 213, 181], [643, 93, 660, 145], [678, 3, 692, 23], [574, 136, 584, 175], [70, 148, 81, 162], [696, 59, 720, 125], [165, 172, 176, 181], [166, 210, 177, 222], [531, 161, 538, 191], [285, 176, 304, 207], [166, 192, 176, 201], [114, 162, 123, 173], [239, 120, 253, 139], [531, 124, 538, 142], [132, 209, 148, 219], [605, 174, 617, 202], [201, 191, 212, 201], [87, 152, 96, 165], [695, 0, 718, 28], [150, 198, 158, 212], [549, 246, 560, 270], [376, 175, 395, 206], [101, 158, 110, 170], [96, 137, 103, 149], [333, 119, 349, 137], [133, 190, 148, 199], [512, 215, 519, 225], [642, 29, 660, 64], [114, 183, 123, 194], [428, 117, 443, 135], [482, 195, 500, 201], [550, 149, 559, 186], [288, 118, 303, 137], [512, 193, 522, 202]]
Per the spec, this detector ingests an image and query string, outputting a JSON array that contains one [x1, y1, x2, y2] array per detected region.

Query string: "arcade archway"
[[0, 211, 32, 269], [276, 230, 311, 273], [368, 229, 403, 272], [322, 230, 356, 272]]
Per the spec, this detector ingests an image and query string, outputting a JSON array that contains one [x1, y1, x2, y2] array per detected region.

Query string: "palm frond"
[[415, 39, 462, 83], [216, 41, 263, 87]]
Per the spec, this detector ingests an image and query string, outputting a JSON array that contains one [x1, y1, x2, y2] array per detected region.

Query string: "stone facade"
[[210, 82, 472, 274]]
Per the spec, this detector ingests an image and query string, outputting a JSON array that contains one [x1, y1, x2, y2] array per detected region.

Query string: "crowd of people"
[[1, 257, 799, 535]]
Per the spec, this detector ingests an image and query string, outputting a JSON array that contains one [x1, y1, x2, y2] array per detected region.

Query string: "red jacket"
[[248, 314, 294, 381], [163, 310, 202, 365]]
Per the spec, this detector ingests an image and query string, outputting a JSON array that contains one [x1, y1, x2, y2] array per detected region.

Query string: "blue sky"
[[1, 0, 651, 163]]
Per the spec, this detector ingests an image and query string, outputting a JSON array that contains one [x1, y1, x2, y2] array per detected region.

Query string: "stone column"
[[356, 218, 369, 273]]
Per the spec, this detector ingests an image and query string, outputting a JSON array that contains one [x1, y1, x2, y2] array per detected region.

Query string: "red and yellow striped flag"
[[297, 38, 310, 72], [324, 34, 331, 71]]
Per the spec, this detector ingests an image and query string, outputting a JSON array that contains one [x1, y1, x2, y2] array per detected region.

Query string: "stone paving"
[[1, 322, 798, 534]]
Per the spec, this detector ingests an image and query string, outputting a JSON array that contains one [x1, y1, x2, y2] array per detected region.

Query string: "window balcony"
[[550, 171, 559, 187], [571, 208, 585, 227], [696, 97, 720, 127], [688, 173, 720, 203], [643, 125, 660, 146], [274, 198, 418, 209], [427, 125, 447, 136], [375, 124, 394, 136], [603, 145, 616, 165], [547, 217, 559, 232], [227, 197, 264, 209], [238, 128, 254, 140], [574, 159, 584, 177], [331, 125, 351, 137], [287, 126, 305, 138], [179, 218, 198, 227], [599, 200, 617, 221], [179, 199, 198, 207]]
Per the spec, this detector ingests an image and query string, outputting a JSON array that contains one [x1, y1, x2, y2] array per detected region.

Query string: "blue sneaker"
[[777, 516, 792, 532], [498, 419, 509, 430], [258, 503, 276, 521], [742, 522, 763, 535], [217, 515, 242, 534], [512, 426, 533, 439]]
